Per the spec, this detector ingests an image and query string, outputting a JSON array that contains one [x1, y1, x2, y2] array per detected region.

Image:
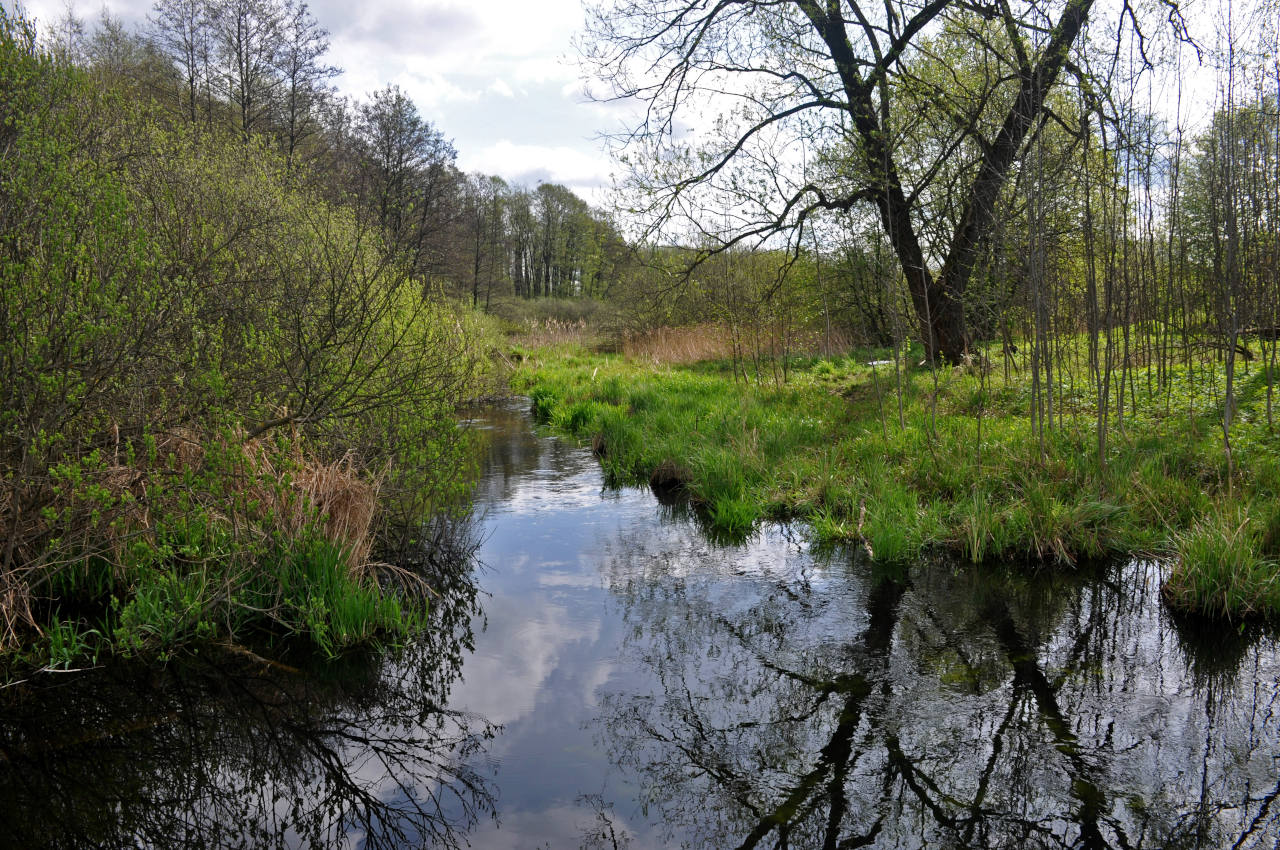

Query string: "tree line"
[[46, 0, 630, 308]]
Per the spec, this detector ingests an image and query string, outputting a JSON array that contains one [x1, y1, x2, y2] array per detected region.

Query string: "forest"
[[2, 0, 1279, 681]]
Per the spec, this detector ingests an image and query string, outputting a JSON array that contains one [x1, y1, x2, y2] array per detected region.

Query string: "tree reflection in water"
[[0, 518, 493, 850], [596, 528, 1280, 850]]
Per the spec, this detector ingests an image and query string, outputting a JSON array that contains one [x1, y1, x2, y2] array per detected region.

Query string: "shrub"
[[0, 11, 485, 664]]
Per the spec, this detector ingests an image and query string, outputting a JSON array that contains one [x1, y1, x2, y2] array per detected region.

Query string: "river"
[[1, 398, 1278, 848]]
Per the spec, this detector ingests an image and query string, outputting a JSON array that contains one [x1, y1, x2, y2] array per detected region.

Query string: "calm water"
[[2, 399, 1278, 849]]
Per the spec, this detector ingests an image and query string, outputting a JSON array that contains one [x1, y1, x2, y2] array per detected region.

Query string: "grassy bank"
[[514, 339, 1280, 620], [5, 417, 489, 678]]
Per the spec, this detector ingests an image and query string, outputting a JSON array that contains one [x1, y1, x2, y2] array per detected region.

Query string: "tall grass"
[[1165, 508, 1280, 618], [515, 339, 1280, 620]]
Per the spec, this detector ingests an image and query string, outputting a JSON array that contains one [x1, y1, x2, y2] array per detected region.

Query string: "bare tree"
[[83, 9, 154, 82], [149, 0, 213, 122], [44, 2, 86, 65], [584, 0, 1107, 363], [275, 0, 337, 172], [211, 0, 283, 139]]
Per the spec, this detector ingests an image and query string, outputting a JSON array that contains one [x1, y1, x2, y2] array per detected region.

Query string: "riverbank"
[[515, 341, 1280, 620], [0, 13, 504, 678], [2, 420, 488, 680]]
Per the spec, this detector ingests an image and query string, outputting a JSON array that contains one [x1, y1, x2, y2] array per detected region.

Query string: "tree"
[[211, 0, 283, 139], [584, 0, 1104, 363], [43, 3, 86, 65], [506, 187, 538, 297], [355, 85, 459, 277], [0, 9, 486, 648], [83, 9, 157, 83], [149, 0, 214, 123], [274, 0, 337, 172], [463, 173, 509, 307], [534, 182, 581, 297]]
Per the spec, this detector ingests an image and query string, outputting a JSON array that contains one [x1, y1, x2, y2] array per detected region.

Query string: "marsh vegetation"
[[1, 0, 1278, 772]]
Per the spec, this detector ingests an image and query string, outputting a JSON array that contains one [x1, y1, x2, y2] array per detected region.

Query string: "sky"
[[12, 0, 1259, 219], [16, 0, 624, 205]]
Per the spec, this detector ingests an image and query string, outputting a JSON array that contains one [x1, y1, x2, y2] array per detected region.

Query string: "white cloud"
[[19, 0, 625, 204], [460, 140, 613, 201], [487, 77, 515, 99], [394, 69, 484, 107], [511, 55, 578, 86], [446, 593, 602, 728]]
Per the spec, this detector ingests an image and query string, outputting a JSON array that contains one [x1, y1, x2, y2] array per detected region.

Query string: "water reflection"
[[0, 518, 492, 850], [6, 402, 1278, 849], [595, 529, 1280, 849], [458, 400, 1279, 847]]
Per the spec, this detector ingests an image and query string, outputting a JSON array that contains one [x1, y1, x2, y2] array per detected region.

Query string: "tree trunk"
[[802, 0, 1095, 365]]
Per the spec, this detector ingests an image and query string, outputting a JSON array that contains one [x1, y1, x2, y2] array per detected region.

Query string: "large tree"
[[584, 0, 1105, 363], [354, 84, 459, 277]]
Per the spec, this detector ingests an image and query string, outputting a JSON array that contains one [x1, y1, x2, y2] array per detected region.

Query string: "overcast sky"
[[17, 0, 623, 204], [13, 0, 1246, 217]]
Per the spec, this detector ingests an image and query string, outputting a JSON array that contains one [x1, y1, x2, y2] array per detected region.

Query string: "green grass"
[[37, 530, 429, 670], [514, 341, 1280, 620], [1165, 507, 1280, 618], [9, 430, 458, 677]]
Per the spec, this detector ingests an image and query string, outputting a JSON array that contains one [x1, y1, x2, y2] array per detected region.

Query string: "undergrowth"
[[7, 425, 471, 679]]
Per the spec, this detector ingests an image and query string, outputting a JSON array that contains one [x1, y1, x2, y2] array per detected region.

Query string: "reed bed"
[[621, 323, 857, 366], [515, 318, 596, 349], [622, 325, 737, 364]]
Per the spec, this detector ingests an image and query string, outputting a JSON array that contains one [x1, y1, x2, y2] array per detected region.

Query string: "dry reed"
[[516, 318, 594, 348], [622, 325, 736, 364], [622, 324, 856, 365]]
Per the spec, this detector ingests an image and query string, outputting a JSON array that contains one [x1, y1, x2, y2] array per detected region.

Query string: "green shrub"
[[0, 7, 486, 667]]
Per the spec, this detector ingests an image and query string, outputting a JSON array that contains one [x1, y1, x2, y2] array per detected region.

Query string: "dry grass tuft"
[[622, 325, 736, 365], [650, 459, 692, 489], [622, 324, 857, 366], [240, 436, 382, 568], [0, 569, 36, 658], [159, 427, 205, 470], [285, 452, 381, 568]]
